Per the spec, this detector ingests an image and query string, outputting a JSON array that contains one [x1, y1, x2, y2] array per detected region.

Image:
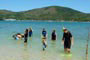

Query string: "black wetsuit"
[[52, 32, 56, 40], [62, 32, 72, 49], [24, 32, 28, 43]]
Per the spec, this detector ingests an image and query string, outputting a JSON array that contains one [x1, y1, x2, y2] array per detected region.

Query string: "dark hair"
[[43, 28, 45, 31], [53, 30, 56, 32], [25, 29, 28, 33]]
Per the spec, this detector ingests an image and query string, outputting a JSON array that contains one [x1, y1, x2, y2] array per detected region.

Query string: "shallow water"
[[0, 21, 90, 60]]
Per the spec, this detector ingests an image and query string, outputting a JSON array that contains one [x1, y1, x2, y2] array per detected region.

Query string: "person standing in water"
[[62, 28, 74, 53], [42, 36, 47, 51], [42, 28, 47, 51], [29, 28, 33, 37], [51, 30, 57, 40], [24, 29, 29, 43]]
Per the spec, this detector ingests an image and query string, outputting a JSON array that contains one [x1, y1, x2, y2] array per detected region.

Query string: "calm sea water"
[[0, 21, 90, 60]]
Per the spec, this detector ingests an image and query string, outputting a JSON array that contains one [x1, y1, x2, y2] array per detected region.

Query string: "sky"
[[0, 0, 90, 13]]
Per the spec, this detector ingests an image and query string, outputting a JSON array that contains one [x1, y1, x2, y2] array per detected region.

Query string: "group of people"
[[13, 28, 33, 42], [12, 27, 74, 53]]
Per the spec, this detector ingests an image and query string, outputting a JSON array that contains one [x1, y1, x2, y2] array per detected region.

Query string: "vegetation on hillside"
[[0, 6, 90, 21]]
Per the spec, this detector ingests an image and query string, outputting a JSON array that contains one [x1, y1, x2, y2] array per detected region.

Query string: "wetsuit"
[[62, 32, 72, 49], [29, 30, 32, 37], [42, 30, 47, 37], [24, 32, 28, 43], [52, 32, 56, 40]]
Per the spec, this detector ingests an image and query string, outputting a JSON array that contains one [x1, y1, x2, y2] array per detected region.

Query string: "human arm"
[[69, 32, 74, 45], [62, 33, 64, 45], [71, 37, 74, 46]]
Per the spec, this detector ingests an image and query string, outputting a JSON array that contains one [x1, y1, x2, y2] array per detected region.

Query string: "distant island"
[[0, 6, 90, 21]]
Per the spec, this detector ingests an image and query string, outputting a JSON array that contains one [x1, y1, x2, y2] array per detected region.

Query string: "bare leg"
[[67, 48, 71, 53]]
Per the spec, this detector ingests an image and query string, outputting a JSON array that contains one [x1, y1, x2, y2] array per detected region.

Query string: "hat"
[[62, 27, 67, 32]]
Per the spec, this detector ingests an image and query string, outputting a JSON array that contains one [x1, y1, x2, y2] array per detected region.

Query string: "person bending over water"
[[42, 28, 47, 51], [12, 33, 24, 40], [62, 28, 74, 53], [51, 30, 57, 40], [24, 29, 28, 43], [29, 28, 33, 37]]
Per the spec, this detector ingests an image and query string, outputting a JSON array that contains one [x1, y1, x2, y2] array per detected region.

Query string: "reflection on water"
[[63, 56, 72, 60], [51, 40, 56, 48], [24, 43, 28, 48], [29, 37, 32, 40]]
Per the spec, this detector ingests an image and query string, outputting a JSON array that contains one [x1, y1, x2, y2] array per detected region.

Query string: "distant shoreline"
[[0, 19, 90, 22]]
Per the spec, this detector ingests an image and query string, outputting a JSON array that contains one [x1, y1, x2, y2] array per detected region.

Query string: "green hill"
[[0, 6, 90, 21]]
